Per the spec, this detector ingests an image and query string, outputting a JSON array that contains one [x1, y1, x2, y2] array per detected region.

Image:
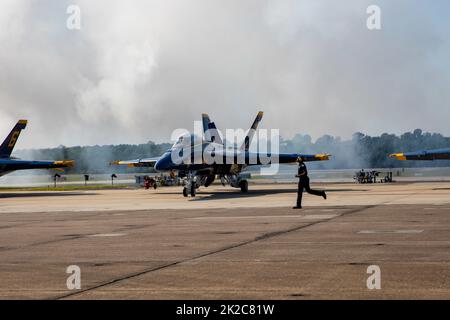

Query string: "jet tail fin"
[[240, 111, 263, 151], [202, 113, 223, 144], [0, 120, 27, 158]]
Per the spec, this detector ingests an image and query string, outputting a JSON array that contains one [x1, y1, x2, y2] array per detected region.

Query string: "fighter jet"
[[112, 112, 330, 197], [390, 148, 450, 161], [0, 120, 74, 178]]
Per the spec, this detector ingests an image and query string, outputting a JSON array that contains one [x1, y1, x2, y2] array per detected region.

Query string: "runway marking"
[[89, 233, 127, 237], [357, 230, 424, 234], [424, 207, 450, 211], [52, 205, 374, 300], [0, 223, 145, 252], [302, 214, 338, 220], [190, 214, 338, 220]]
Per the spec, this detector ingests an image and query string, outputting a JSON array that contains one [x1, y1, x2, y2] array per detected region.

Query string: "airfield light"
[[111, 174, 117, 186], [53, 173, 61, 188]]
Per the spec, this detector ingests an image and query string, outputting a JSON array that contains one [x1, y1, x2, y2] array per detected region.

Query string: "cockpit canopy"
[[171, 133, 203, 150]]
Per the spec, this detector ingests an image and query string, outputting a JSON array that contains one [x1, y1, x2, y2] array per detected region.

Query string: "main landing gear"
[[181, 173, 249, 197], [239, 179, 248, 193], [225, 174, 249, 193], [183, 172, 197, 197]]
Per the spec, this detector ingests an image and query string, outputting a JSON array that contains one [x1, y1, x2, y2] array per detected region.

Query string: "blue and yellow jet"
[[390, 148, 450, 161], [113, 112, 331, 197], [0, 120, 74, 178]]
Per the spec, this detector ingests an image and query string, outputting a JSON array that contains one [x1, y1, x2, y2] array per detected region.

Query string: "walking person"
[[293, 156, 327, 209]]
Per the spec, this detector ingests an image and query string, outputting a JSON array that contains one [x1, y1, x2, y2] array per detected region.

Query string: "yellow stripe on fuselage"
[[389, 153, 407, 161], [53, 160, 75, 167], [315, 154, 330, 161]]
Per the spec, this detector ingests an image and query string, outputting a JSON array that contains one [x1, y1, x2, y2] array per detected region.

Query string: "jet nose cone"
[[155, 154, 170, 171], [154, 159, 163, 171]]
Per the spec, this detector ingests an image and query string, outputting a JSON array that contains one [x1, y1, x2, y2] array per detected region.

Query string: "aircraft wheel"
[[239, 180, 248, 193], [190, 185, 196, 197], [153, 184, 158, 189], [183, 187, 188, 197]]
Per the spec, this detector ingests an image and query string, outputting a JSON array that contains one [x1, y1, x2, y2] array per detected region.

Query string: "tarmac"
[[1, 181, 450, 299]]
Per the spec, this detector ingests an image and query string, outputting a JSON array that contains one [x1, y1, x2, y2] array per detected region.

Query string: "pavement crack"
[[53, 205, 374, 300]]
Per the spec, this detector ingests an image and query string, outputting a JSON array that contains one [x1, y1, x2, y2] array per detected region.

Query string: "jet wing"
[[110, 157, 160, 168], [277, 153, 331, 163], [0, 159, 74, 171], [389, 148, 450, 161]]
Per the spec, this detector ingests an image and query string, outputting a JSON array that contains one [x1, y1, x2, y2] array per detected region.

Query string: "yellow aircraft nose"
[[389, 153, 407, 161]]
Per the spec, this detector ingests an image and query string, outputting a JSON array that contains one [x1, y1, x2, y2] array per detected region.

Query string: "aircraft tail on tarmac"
[[202, 113, 223, 144], [0, 120, 27, 158], [240, 111, 263, 152]]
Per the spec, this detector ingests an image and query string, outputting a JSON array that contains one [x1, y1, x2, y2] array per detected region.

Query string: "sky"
[[1, 0, 449, 149]]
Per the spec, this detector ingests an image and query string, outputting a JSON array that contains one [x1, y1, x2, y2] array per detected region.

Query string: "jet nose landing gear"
[[183, 185, 196, 197], [183, 172, 197, 197]]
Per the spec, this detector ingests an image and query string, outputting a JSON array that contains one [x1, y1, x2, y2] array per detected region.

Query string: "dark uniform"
[[295, 161, 326, 208]]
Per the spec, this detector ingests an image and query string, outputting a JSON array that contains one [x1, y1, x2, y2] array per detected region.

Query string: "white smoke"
[[0, 0, 449, 150]]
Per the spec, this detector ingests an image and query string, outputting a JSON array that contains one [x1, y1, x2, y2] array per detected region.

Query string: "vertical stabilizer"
[[0, 120, 27, 158], [202, 113, 223, 144], [240, 111, 263, 151]]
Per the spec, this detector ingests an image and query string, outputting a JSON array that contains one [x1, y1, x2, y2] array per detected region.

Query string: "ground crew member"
[[293, 156, 327, 209]]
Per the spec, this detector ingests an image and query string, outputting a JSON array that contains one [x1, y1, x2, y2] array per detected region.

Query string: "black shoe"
[[322, 192, 327, 200], [293, 206, 302, 209]]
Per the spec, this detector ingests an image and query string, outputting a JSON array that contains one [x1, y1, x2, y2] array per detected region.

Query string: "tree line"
[[14, 129, 450, 174], [282, 129, 450, 169]]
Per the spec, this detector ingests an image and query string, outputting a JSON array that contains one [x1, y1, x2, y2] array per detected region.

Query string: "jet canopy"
[[171, 133, 203, 150]]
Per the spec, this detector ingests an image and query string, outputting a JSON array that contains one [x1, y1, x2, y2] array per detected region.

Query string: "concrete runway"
[[1, 182, 450, 299]]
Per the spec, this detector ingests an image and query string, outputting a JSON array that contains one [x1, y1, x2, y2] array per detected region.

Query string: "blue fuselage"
[[154, 144, 322, 174]]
